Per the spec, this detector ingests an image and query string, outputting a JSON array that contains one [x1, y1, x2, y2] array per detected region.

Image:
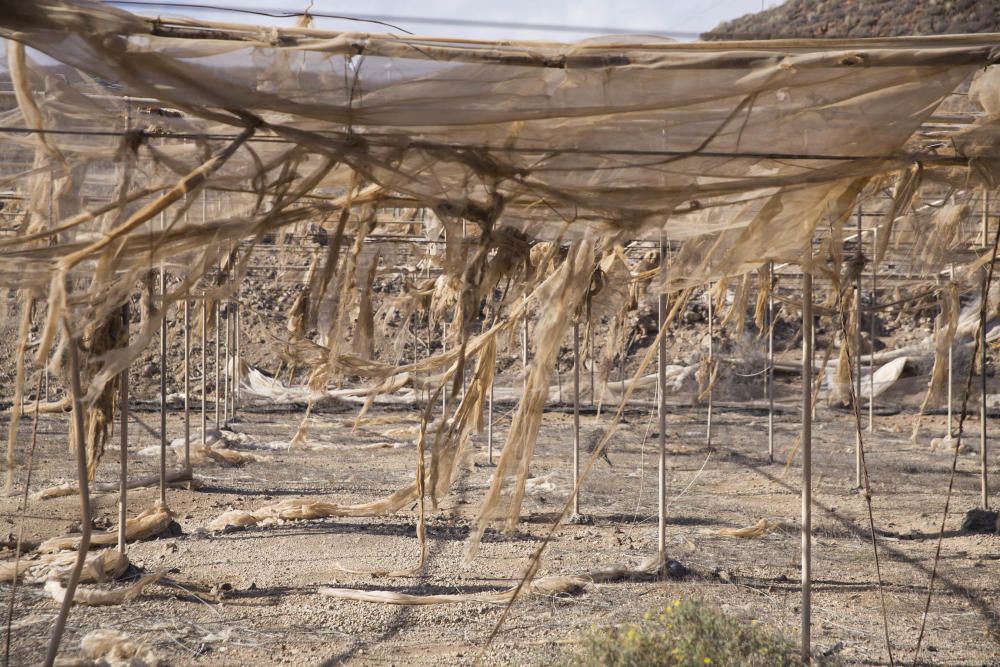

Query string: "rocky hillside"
[[703, 0, 1000, 40]]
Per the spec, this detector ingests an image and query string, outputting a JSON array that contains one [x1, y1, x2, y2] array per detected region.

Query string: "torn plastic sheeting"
[[38, 503, 174, 553], [32, 470, 193, 501], [319, 555, 666, 605], [79, 628, 151, 666], [44, 571, 164, 606], [0, 547, 127, 584], [712, 518, 783, 538]]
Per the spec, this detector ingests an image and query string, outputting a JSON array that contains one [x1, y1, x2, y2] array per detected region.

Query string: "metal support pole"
[[620, 335, 626, 405], [183, 299, 190, 473], [201, 298, 207, 445], [657, 241, 668, 559], [556, 358, 562, 404], [229, 302, 236, 417], [947, 264, 955, 437], [118, 303, 129, 554], [44, 328, 91, 667], [981, 190, 990, 509], [767, 262, 775, 463], [158, 259, 167, 506], [855, 208, 863, 488], [706, 283, 713, 448], [234, 300, 240, 416], [223, 305, 230, 425], [522, 302, 529, 395], [589, 318, 595, 407], [487, 378, 494, 465], [572, 321, 581, 517], [215, 302, 221, 430], [983, 190, 990, 247], [801, 269, 814, 664], [982, 265, 991, 510], [869, 229, 877, 432], [441, 320, 447, 414]]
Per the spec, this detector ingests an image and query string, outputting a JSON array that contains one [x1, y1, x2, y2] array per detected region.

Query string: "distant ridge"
[[702, 0, 1000, 40]]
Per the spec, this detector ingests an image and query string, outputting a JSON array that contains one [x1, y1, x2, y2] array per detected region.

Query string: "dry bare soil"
[[3, 387, 999, 665]]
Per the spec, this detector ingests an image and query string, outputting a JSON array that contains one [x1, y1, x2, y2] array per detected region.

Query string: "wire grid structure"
[[1, 1, 1000, 664]]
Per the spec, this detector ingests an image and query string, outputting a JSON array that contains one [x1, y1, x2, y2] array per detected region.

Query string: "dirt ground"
[[2, 379, 999, 665]]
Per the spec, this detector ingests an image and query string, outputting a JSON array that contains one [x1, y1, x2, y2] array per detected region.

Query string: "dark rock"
[[961, 508, 998, 534], [666, 559, 688, 578]]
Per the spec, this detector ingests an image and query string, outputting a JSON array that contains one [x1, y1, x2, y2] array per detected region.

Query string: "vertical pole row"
[[800, 268, 814, 664], [117, 303, 129, 554], [767, 262, 775, 463], [657, 241, 668, 559], [572, 321, 581, 517]]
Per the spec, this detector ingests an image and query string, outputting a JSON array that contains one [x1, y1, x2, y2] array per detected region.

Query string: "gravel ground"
[[2, 390, 999, 665]]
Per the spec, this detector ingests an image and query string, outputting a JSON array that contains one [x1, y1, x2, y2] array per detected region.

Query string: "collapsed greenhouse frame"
[[1, 0, 1000, 663]]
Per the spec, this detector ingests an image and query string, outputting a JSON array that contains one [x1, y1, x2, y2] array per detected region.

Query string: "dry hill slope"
[[703, 0, 1000, 39]]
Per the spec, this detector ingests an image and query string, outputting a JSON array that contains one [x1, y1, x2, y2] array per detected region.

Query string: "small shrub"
[[564, 598, 801, 667]]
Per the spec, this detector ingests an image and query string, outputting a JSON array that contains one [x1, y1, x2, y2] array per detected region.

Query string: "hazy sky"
[[108, 0, 783, 41]]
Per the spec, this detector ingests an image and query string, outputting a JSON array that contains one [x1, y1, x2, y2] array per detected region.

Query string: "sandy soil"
[[2, 383, 999, 665]]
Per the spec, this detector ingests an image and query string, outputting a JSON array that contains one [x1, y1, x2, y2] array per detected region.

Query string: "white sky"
[[108, 0, 784, 41]]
